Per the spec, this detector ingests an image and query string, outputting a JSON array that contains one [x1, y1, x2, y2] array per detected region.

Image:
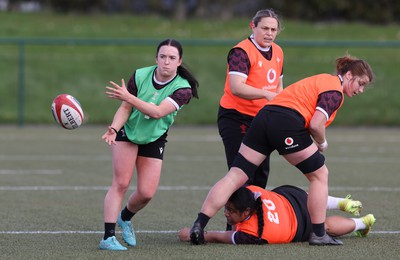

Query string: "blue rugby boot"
[[117, 212, 137, 246], [98, 236, 127, 251]]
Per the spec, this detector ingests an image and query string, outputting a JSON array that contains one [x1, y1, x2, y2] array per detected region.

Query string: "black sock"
[[104, 223, 116, 240], [195, 212, 210, 229], [121, 206, 135, 221], [312, 223, 326, 237]]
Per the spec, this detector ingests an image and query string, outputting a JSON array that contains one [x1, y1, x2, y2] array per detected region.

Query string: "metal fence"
[[1, 38, 400, 126]]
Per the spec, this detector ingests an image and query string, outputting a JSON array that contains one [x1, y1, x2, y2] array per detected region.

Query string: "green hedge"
[[19, 1, 400, 23]]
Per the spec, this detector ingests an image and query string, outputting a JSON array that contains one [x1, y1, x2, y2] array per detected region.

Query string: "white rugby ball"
[[51, 94, 84, 130]]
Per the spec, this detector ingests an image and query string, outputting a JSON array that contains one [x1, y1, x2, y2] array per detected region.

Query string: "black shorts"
[[115, 127, 168, 160], [217, 106, 254, 167], [242, 105, 313, 156], [218, 106, 270, 188], [272, 185, 312, 242]]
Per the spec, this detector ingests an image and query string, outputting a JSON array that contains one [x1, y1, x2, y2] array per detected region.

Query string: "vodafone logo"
[[267, 68, 277, 84], [284, 137, 294, 146], [284, 137, 299, 150]]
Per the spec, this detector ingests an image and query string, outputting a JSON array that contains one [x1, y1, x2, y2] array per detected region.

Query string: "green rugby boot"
[[354, 214, 376, 238], [339, 194, 362, 216]]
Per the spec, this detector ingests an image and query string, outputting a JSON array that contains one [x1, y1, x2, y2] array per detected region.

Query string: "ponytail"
[[177, 64, 199, 99], [255, 197, 264, 239]]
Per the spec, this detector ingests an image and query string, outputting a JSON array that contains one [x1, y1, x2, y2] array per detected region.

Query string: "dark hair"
[[228, 186, 264, 239], [156, 39, 199, 99], [252, 8, 282, 32], [336, 52, 375, 84]]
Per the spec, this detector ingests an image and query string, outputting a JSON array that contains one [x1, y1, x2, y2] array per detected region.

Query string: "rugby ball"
[[51, 94, 84, 130]]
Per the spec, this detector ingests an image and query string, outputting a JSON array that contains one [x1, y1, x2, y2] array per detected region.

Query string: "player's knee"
[[114, 179, 131, 193], [295, 151, 325, 174], [231, 153, 258, 179]]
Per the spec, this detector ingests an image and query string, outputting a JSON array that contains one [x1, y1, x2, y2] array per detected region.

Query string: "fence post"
[[17, 40, 25, 127]]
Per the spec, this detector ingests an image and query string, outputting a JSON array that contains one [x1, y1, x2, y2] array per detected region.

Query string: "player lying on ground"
[[179, 185, 375, 244]]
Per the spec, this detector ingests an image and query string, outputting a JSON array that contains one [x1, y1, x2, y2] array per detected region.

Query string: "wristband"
[[110, 127, 118, 134], [318, 139, 328, 149]]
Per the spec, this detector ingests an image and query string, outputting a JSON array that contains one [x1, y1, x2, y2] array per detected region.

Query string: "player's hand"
[[178, 227, 191, 242], [106, 79, 130, 102], [101, 126, 117, 145]]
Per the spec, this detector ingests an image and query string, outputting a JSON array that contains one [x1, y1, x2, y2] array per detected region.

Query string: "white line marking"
[[0, 186, 210, 191], [372, 231, 400, 234], [0, 185, 399, 192], [0, 230, 176, 234], [1, 131, 400, 143], [0, 169, 63, 175], [0, 155, 110, 161], [0, 230, 398, 235], [0, 155, 399, 163]]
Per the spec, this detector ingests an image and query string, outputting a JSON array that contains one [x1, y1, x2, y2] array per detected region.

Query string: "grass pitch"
[[0, 126, 399, 259]]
